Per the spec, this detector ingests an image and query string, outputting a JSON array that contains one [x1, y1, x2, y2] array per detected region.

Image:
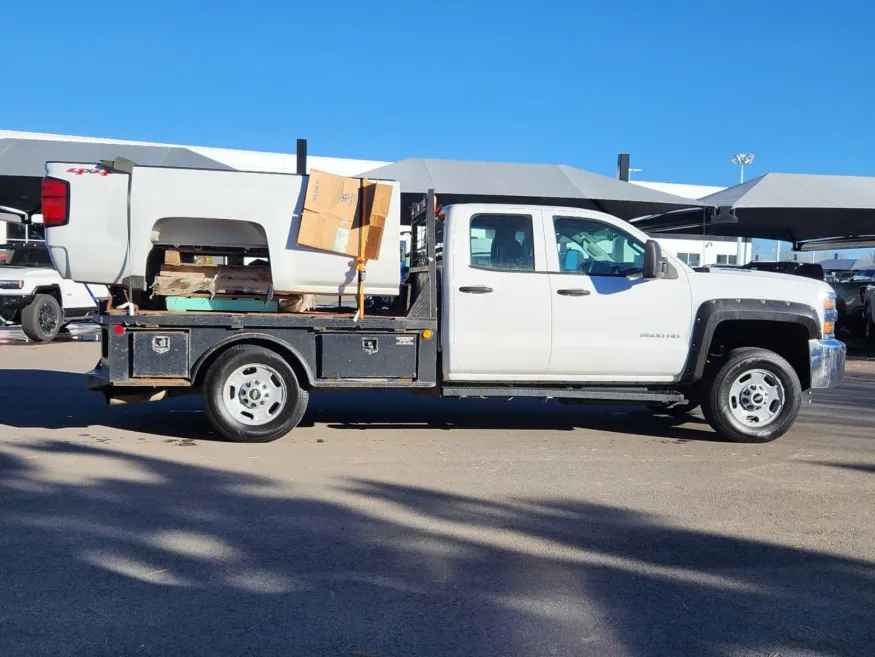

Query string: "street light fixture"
[[729, 153, 755, 184], [729, 153, 756, 264]]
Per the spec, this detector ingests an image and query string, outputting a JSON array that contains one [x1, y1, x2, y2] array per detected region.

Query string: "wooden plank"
[[160, 264, 271, 277], [153, 267, 272, 297], [152, 274, 216, 297], [277, 295, 315, 313], [164, 250, 181, 265]]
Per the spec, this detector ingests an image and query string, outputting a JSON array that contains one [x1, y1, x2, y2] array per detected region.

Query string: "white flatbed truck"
[[43, 164, 846, 443]]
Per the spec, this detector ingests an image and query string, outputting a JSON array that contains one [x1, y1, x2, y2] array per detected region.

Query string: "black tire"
[[21, 294, 63, 342], [701, 347, 802, 443], [202, 345, 309, 443]]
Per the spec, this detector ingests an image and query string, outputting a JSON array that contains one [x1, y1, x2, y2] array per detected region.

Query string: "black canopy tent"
[[360, 158, 705, 221], [633, 172, 875, 250], [0, 137, 234, 214]]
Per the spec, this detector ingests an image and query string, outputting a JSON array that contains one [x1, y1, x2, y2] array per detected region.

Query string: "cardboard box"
[[297, 169, 390, 260], [297, 169, 361, 256], [360, 179, 392, 260]]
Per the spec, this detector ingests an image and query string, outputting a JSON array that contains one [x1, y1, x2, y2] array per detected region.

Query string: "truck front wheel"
[[202, 345, 309, 443], [21, 294, 62, 342], [701, 348, 802, 443]]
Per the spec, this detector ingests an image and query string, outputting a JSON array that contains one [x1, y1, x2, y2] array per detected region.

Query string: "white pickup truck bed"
[[44, 163, 402, 296]]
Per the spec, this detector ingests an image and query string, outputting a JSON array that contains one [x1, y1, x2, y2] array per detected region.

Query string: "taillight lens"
[[41, 177, 70, 227], [861, 286, 868, 303]]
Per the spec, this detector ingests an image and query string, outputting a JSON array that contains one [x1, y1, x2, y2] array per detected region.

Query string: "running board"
[[441, 386, 685, 403]]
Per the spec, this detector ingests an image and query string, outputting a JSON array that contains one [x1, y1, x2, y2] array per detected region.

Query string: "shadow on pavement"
[[0, 369, 717, 443], [0, 442, 872, 656], [814, 461, 875, 474]]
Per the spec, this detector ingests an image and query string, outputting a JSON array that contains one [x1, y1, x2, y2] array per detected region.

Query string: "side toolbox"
[[317, 332, 417, 379], [130, 330, 190, 378]]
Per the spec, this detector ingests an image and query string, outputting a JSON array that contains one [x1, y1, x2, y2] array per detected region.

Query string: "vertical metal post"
[[355, 178, 367, 320], [617, 154, 630, 182], [730, 153, 754, 264], [426, 188, 437, 319], [736, 165, 745, 265], [296, 138, 307, 175]]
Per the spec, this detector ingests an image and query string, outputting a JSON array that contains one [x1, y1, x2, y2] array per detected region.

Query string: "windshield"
[[0, 244, 54, 267], [851, 270, 875, 282]]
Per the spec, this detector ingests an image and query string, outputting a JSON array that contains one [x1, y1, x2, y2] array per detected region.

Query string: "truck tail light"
[[41, 177, 70, 227], [860, 286, 868, 303]]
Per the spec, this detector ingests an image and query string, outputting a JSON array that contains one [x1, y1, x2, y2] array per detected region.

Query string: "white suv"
[[1, 208, 107, 342]]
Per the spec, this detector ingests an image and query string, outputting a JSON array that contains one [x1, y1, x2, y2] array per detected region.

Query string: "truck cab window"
[[470, 214, 534, 271], [553, 216, 644, 277]]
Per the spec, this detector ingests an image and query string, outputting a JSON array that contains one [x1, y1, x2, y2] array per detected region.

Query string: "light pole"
[[729, 153, 755, 264]]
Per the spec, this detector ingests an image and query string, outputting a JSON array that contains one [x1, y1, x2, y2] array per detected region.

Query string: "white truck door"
[[543, 213, 693, 381], [444, 208, 552, 380]]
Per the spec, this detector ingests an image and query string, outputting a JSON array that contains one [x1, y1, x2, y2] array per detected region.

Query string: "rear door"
[[444, 208, 552, 380]]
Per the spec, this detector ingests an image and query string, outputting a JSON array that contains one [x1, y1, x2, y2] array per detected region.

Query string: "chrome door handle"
[[459, 286, 493, 294], [557, 288, 591, 296]]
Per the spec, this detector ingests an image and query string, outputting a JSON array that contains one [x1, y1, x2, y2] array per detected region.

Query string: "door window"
[[553, 216, 645, 276], [470, 214, 535, 271]]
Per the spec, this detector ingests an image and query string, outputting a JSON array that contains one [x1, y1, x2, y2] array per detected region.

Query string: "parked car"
[[0, 208, 108, 342], [831, 268, 875, 334], [743, 261, 825, 280], [859, 283, 875, 343]]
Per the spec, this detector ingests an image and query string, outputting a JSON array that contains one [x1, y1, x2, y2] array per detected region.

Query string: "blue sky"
[[3, 0, 874, 190]]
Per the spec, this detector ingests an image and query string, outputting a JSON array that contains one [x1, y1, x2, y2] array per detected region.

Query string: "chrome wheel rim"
[[728, 368, 785, 428], [39, 303, 58, 334], [222, 364, 287, 426]]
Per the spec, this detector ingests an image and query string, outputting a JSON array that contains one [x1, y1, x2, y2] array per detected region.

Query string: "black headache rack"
[[406, 188, 440, 320], [94, 190, 442, 390]]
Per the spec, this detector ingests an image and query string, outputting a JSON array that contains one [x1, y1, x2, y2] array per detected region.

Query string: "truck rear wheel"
[[21, 294, 62, 342], [701, 348, 802, 443], [202, 345, 309, 443]]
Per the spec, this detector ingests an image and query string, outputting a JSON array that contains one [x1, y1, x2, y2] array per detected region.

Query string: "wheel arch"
[[681, 299, 820, 389], [191, 334, 315, 389], [32, 285, 63, 306]]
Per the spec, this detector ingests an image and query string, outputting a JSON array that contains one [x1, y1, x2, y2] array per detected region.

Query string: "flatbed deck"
[[99, 308, 435, 330]]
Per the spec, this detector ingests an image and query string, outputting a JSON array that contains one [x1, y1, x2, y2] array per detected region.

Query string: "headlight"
[[823, 293, 837, 338], [823, 295, 836, 311], [0, 280, 24, 290]]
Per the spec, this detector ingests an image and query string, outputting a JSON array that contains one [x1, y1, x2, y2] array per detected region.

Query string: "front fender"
[[679, 299, 820, 384]]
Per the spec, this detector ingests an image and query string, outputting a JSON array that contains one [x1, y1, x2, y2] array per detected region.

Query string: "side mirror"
[[643, 240, 663, 279]]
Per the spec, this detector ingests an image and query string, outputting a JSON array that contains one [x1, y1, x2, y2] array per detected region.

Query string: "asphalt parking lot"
[[1, 330, 874, 657]]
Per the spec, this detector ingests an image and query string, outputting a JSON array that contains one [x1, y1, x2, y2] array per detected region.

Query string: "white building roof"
[[0, 130, 388, 176], [631, 180, 725, 200]]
